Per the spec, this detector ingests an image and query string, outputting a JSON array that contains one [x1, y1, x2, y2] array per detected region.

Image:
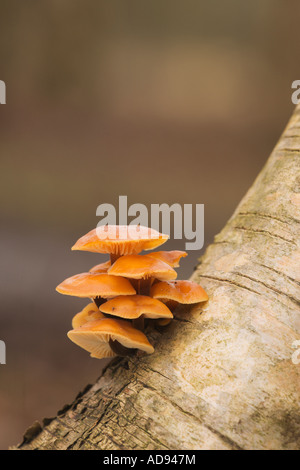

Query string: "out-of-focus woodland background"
[[0, 0, 298, 449]]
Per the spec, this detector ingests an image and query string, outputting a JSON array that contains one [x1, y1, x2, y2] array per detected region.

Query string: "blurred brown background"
[[0, 0, 298, 449]]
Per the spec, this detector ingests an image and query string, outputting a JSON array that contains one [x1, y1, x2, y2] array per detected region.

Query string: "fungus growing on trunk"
[[72, 303, 105, 329], [150, 280, 208, 311], [57, 225, 207, 359], [71, 225, 169, 263], [108, 254, 177, 299], [56, 272, 136, 308], [89, 260, 111, 274], [56, 272, 136, 298], [147, 250, 187, 267], [100, 294, 173, 330], [100, 295, 173, 320], [67, 318, 154, 358]]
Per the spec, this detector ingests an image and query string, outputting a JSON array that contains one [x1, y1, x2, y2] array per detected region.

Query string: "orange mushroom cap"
[[147, 250, 187, 268], [89, 260, 111, 274], [156, 318, 172, 327], [72, 225, 169, 255], [67, 318, 154, 359], [72, 302, 105, 329], [150, 280, 208, 304], [56, 273, 136, 298], [108, 254, 177, 281], [100, 295, 173, 320]]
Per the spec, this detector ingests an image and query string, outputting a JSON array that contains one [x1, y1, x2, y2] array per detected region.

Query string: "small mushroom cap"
[[100, 295, 173, 320], [156, 318, 172, 327], [67, 318, 154, 358], [89, 260, 111, 274], [147, 250, 187, 268], [72, 225, 169, 255], [108, 254, 177, 281], [72, 303, 104, 329], [56, 273, 136, 298], [150, 280, 208, 304]]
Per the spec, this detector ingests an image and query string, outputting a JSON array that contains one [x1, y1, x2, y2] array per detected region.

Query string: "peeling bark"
[[16, 106, 300, 450]]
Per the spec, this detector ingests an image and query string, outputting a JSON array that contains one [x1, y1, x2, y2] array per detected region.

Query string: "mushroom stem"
[[93, 297, 106, 308], [109, 339, 136, 357], [137, 278, 152, 296], [165, 300, 179, 313], [133, 315, 145, 331], [110, 253, 120, 265]]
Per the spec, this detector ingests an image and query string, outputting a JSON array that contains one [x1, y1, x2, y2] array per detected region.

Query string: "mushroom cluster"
[[56, 225, 208, 359]]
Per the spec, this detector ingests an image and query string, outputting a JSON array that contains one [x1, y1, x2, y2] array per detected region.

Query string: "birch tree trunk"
[[17, 106, 300, 450]]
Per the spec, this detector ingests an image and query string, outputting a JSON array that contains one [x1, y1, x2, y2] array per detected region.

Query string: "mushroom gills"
[[133, 315, 145, 331], [109, 338, 136, 356], [110, 253, 120, 264], [93, 297, 106, 308], [131, 278, 153, 296]]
